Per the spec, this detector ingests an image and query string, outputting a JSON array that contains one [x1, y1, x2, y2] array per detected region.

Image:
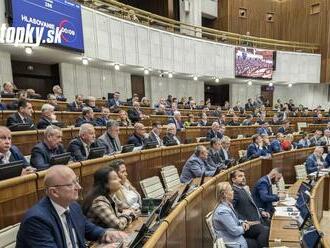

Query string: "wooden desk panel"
[[269, 218, 300, 247], [139, 149, 163, 181], [0, 174, 38, 229], [11, 130, 38, 155], [161, 146, 182, 172]]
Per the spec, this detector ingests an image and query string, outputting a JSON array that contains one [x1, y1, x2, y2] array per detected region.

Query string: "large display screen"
[[235, 47, 274, 79], [9, 0, 84, 52]]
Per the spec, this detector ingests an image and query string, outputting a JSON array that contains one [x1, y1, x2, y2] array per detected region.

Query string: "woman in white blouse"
[[110, 159, 141, 210]]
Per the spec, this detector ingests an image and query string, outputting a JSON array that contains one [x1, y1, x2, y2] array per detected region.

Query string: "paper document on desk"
[[280, 197, 296, 206], [274, 206, 299, 217]]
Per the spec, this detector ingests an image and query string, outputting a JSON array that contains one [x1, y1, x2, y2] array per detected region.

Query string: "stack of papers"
[[280, 197, 296, 206], [274, 206, 299, 217]]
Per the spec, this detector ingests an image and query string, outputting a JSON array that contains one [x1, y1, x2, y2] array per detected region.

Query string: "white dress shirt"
[[50, 200, 78, 248]]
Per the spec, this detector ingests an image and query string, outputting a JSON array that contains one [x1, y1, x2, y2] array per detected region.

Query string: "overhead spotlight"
[[144, 68, 150, 75], [269, 82, 273, 87], [193, 75, 198, 81], [114, 64, 120, 71], [82, 57, 89, 65], [247, 80, 252, 86], [168, 72, 173, 78], [215, 78, 220, 83], [25, 47, 33, 55], [288, 83, 293, 87]]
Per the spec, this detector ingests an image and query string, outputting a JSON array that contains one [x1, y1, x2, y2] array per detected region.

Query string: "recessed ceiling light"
[[25, 47, 33, 55], [215, 78, 220, 83], [193, 75, 198, 81], [114, 64, 120, 70], [144, 68, 150, 75], [168, 72, 173, 78], [288, 83, 293, 87], [82, 57, 89, 65], [247, 80, 252, 86], [269, 82, 273, 87]]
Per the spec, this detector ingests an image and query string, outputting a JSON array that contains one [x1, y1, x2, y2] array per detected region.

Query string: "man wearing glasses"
[[16, 165, 127, 247]]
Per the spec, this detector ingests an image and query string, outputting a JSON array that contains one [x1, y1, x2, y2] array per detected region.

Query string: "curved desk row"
[[310, 176, 330, 247]]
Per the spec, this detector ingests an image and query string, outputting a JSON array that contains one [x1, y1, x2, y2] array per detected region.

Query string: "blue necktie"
[[64, 210, 77, 248]]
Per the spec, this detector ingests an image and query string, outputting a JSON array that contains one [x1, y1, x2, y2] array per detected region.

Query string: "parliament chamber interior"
[[0, 0, 330, 247]]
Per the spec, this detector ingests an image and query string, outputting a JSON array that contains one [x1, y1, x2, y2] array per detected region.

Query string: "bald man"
[[16, 165, 126, 247], [67, 124, 101, 161]]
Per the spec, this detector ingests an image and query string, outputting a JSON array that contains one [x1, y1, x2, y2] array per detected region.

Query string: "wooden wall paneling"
[[139, 148, 163, 181], [161, 146, 183, 172]]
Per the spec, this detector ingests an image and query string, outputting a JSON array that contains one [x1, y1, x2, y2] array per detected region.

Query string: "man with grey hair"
[[16, 165, 127, 247], [30, 125, 66, 170], [98, 120, 121, 154], [67, 123, 101, 161], [127, 122, 146, 147], [163, 123, 181, 146], [206, 122, 223, 141], [47, 94, 60, 111], [127, 101, 149, 124], [168, 110, 183, 130], [37, 103, 59, 129], [85, 96, 101, 112], [75, 106, 96, 127], [180, 145, 219, 183], [52, 84, 66, 101], [305, 146, 327, 174]]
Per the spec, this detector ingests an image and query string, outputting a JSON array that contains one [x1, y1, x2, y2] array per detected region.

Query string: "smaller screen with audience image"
[[235, 47, 274, 80]]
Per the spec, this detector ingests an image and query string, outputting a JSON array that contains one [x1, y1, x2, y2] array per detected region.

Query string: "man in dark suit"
[[67, 124, 101, 161], [252, 168, 282, 213], [37, 104, 60, 129], [127, 122, 146, 147], [155, 104, 167, 115], [147, 122, 163, 146], [227, 115, 241, 126], [162, 123, 181, 146], [52, 85, 66, 102], [219, 136, 235, 166], [127, 101, 148, 124], [230, 170, 270, 247], [206, 122, 223, 141], [245, 98, 255, 111], [247, 134, 268, 160], [231, 170, 271, 224], [305, 146, 327, 174], [67, 94, 85, 112], [207, 138, 226, 171], [270, 133, 284, 153], [257, 122, 272, 136], [277, 121, 291, 134], [217, 114, 227, 125], [75, 107, 97, 127], [6, 99, 35, 130], [30, 125, 66, 170], [1, 81, 15, 97], [168, 111, 184, 131], [180, 145, 217, 183], [85, 96, 101, 112], [97, 120, 121, 155], [0, 126, 35, 176], [95, 107, 111, 126], [16, 165, 126, 247], [107, 91, 122, 110]]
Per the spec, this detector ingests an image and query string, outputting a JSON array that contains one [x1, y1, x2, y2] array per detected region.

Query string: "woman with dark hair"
[[82, 166, 138, 230], [110, 160, 141, 210]]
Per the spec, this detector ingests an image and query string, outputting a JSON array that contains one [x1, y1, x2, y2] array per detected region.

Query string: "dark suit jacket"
[[232, 185, 261, 221], [227, 121, 241, 126], [30, 142, 66, 170], [206, 130, 223, 141], [219, 148, 232, 163], [37, 117, 54, 129], [107, 98, 122, 108], [252, 176, 279, 213], [162, 134, 180, 146], [75, 117, 97, 127], [16, 197, 105, 248], [95, 117, 109, 127], [147, 131, 163, 146], [127, 108, 141, 123], [97, 132, 121, 154], [168, 118, 184, 130], [305, 154, 325, 174], [67, 101, 84, 112], [270, 139, 282, 153], [6, 112, 35, 129], [246, 143, 267, 160], [127, 134, 145, 147], [257, 127, 272, 136], [207, 148, 226, 171], [67, 137, 100, 161], [0, 145, 29, 168]]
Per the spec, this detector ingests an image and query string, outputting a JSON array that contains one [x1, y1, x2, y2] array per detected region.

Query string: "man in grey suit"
[[147, 121, 163, 146], [98, 120, 121, 155], [180, 145, 217, 183]]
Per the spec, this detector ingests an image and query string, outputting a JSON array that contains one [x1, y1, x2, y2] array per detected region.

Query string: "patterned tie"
[[64, 210, 77, 248]]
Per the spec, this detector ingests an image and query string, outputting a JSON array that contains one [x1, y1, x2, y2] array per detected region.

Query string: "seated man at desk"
[[75, 107, 97, 127], [207, 138, 226, 171], [252, 168, 282, 214], [0, 126, 34, 176], [1, 81, 15, 97], [206, 122, 223, 141], [231, 169, 271, 228], [6, 99, 35, 130], [85, 96, 101, 113], [52, 85, 66, 101], [37, 104, 60, 129], [162, 123, 181, 146], [247, 134, 268, 160], [270, 133, 284, 153], [95, 106, 111, 127], [68, 94, 85, 112], [147, 122, 163, 147], [127, 122, 147, 147], [98, 120, 121, 155], [219, 136, 235, 165], [30, 125, 66, 170], [180, 145, 218, 183], [67, 123, 101, 161], [305, 146, 328, 174], [16, 165, 127, 247]]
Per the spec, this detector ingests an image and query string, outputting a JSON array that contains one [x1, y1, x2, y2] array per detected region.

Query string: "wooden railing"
[[78, 0, 320, 53]]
